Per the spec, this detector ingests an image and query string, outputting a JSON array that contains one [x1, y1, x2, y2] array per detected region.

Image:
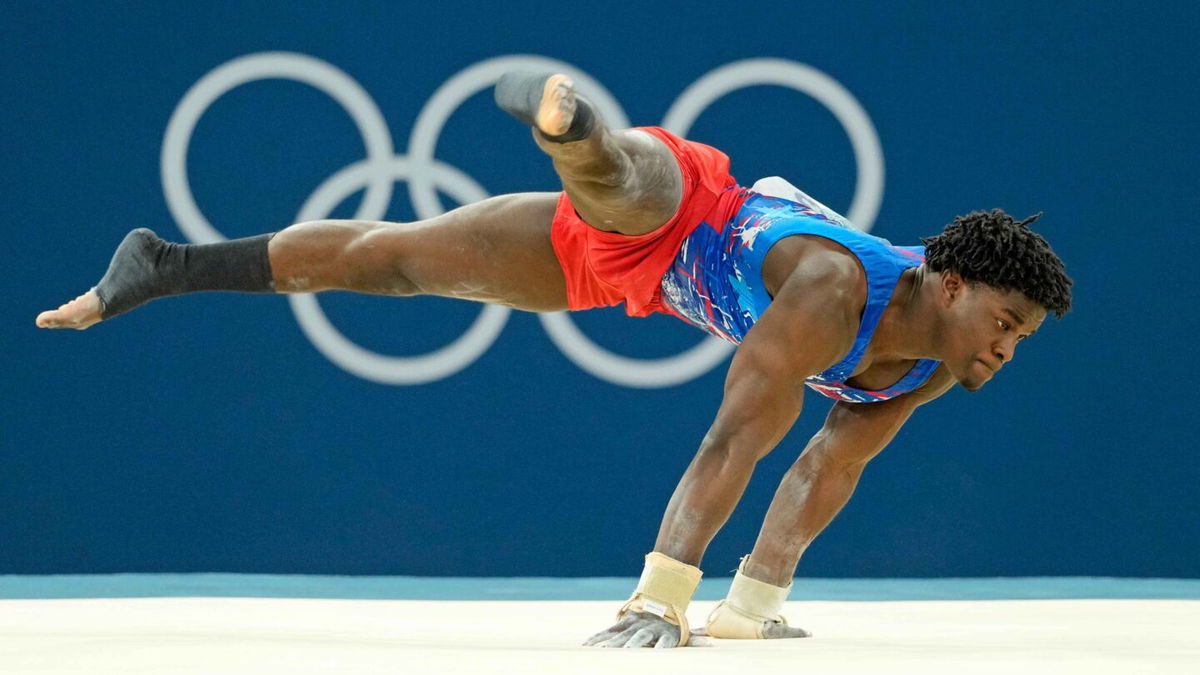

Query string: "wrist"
[[726, 555, 791, 620], [618, 551, 703, 645], [742, 553, 798, 588], [705, 555, 793, 639]]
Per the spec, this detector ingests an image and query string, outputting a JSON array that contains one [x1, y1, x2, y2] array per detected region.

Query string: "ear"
[[940, 270, 965, 306]]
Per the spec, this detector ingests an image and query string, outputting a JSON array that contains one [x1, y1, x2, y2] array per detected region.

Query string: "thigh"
[[367, 192, 569, 312]]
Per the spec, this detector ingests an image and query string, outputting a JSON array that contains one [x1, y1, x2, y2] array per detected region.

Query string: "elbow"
[[695, 429, 765, 476], [805, 436, 871, 480]]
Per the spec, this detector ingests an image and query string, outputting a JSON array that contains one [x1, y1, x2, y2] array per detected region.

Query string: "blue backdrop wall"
[[3, 1, 1197, 577]]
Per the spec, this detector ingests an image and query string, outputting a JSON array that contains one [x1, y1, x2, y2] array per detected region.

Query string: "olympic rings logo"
[[161, 52, 883, 388]]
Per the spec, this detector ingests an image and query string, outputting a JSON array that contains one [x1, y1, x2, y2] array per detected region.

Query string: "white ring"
[[162, 52, 396, 242], [539, 312, 734, 389], [406, 55, 630, 220], [663, 58, 885, 231], [162, 54, 880, 388], [289, 156, 510, 385], [403, 55, 733, 388]]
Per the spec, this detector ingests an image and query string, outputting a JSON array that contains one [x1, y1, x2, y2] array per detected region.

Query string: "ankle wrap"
[[494, 71, 595, 143], [706, 556, 792, 639], [95, 228, 275, 319], [618, 552, 703, 646]]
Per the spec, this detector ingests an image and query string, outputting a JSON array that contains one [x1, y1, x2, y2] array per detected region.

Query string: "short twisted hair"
[[922, 209, 1072, 317]]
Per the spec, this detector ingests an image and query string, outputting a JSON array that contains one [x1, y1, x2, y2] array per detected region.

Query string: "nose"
[[993, 337, 1017, 365]]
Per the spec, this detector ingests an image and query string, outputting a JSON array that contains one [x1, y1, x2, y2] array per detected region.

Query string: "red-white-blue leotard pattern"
[[659, 191, 940, 403]]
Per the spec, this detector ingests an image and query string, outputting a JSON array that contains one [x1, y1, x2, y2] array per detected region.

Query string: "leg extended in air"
[[37, 72, 685, 331]]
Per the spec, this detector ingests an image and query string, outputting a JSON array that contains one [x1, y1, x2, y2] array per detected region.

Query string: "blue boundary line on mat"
[[1, 575, 1198, 600]]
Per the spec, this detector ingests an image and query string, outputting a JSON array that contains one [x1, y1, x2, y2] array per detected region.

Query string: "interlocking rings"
[[161, 52, 883, 388]]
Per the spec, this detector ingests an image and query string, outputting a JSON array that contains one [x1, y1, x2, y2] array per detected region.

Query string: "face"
[[936, 272, 1047, 391]]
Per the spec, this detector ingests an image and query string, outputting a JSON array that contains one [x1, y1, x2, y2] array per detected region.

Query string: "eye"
[[996, 318, 1011, 332]]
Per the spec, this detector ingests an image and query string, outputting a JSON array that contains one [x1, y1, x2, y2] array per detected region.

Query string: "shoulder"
[[738, 245, 866, 380], [771, 241, 867, 330], [787, 239, 864, 284]]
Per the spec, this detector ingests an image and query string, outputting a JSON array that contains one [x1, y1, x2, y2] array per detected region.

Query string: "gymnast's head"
[[920, 209, 1073, 391]]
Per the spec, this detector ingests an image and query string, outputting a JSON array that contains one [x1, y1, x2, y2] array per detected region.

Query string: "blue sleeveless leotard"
[[659, 191, 941, 403]]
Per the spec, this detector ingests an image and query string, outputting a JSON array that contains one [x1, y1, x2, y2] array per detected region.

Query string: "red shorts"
[[549, 127, 749, 316]]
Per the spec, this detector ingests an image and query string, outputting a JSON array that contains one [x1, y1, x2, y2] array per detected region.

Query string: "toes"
[[537, 74, 576, 136], [36, 310, 64, 328], [36, 291, 102, 330]]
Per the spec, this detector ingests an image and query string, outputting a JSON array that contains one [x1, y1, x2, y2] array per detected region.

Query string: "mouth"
[[975, 359, 999, 376]]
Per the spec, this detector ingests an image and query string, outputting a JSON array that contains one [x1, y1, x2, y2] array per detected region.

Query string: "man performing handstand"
[[37, 73, 1072, 648]]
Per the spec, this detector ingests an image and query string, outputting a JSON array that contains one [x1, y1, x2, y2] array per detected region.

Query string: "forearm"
[[744, 439, 864, 586], [649, 298, 832, 569], [652, 437, 761, 566]]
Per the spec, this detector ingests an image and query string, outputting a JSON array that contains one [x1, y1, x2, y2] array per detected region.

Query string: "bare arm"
[[743, 365, 956, 586], [585, 250, 861, 648], [653, 252, 863, 565]]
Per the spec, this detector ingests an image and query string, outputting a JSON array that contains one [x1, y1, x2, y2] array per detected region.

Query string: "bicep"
[[708, 343, 805, 460], [707, 262, 859, 458]]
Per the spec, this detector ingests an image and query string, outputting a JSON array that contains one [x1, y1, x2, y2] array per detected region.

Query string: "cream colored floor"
[[1, 598, 1196, 674]]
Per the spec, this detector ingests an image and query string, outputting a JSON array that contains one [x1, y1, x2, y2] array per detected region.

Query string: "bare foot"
[[36, 289, 103, 330], [535, 74, 577, 137]]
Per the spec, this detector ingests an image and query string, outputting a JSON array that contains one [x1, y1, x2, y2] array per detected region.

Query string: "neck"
[[872, 266, 943, 362]]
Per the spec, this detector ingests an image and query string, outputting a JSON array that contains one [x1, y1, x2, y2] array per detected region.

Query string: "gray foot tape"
[[94, 228, 275, 319], [494, 71, 596, 143]]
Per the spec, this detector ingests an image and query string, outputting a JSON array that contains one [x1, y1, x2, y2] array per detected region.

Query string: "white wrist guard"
[[618, 552, 703, 646], [705, 556, 792, 639]]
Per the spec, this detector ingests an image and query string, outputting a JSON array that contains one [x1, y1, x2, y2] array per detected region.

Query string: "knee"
[[341, 227, 422, 296], [271, 220, 372, 292], [275, 221, 421, 295], [623, 134, 683, 205], [603, 131, 683, 229]]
